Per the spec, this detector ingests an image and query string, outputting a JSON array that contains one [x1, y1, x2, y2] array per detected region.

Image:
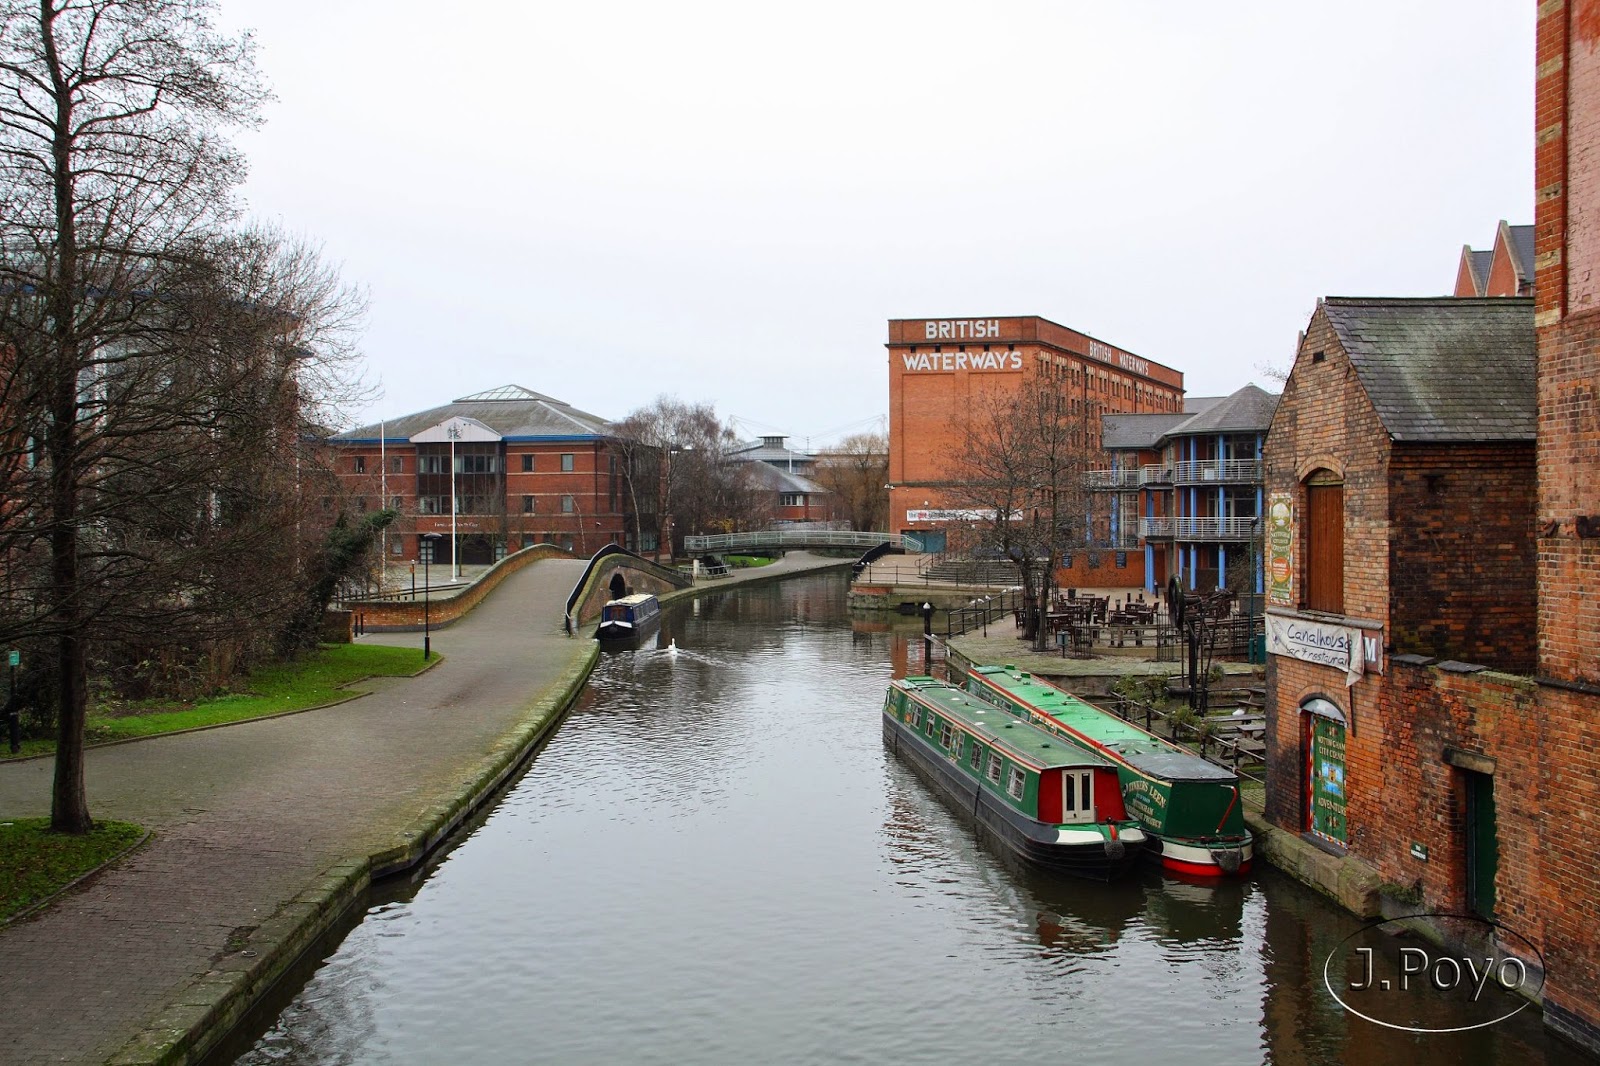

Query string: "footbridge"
[[683, 530, 923, 553]]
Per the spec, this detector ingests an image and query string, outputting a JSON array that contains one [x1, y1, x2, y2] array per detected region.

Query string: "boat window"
[[912, 707, 923, 729], [1061, 771, 1094, 824], [1006, 767, 1026, 801], [986, 753, 1004, 785], [939, 723, 955, 749], [969, 743, 983, 769]]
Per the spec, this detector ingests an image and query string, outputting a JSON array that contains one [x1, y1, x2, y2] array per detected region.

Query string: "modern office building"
[[327, 385, 646, 566]]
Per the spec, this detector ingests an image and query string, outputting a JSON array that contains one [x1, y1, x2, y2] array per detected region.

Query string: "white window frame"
[[986, 752, 1004, 785], [1060, 770, 1095, 824], [1006, 766, 1026, 801]]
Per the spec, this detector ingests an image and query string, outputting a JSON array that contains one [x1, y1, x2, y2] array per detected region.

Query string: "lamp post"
[[422, 532, 441, 660], [447, 424, 461, 581]]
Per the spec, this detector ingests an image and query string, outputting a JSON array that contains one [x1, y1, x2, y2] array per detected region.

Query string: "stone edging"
[[1, 827, 154, 929], [106, 638, 600, 1066]]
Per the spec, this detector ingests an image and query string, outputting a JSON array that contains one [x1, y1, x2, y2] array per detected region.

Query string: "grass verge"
[[2, 644, 431, 760], [0, 818, 145, 921], [725, 554, 775, 568]]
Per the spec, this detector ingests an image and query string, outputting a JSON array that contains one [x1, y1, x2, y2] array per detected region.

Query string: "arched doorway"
[[1302, 696, 1348, 845]]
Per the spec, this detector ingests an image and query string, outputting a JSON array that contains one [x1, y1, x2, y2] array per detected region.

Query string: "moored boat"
[[964, 665, 1253, 878], [883, 676, 1147, 881], [597, 593, 661, 643]]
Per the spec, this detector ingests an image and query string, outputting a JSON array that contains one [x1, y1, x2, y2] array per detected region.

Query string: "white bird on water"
[[667, 639, 679, 658]]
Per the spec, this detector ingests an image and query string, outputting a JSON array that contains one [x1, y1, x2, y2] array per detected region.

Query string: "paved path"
[[0, 551, 850, 1065]]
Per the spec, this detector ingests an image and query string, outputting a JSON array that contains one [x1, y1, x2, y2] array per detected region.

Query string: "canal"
[[226, 573, 1586, 1065]]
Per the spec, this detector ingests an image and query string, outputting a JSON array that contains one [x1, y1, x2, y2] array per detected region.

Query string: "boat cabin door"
[[1060, 770, 1095, 824]]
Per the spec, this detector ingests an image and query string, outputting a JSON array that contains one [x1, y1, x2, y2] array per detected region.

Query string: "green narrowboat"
[[964, 665, 1253, 878], [882, 676, 1147, 881]]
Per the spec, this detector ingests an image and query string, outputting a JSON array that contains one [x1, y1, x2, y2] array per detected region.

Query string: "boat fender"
[[1105, 837, 1126, 862], [1215, 847, 1242, 875]]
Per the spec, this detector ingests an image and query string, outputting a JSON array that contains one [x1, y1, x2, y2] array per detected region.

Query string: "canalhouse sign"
[[1266, 613, 1383, 687]]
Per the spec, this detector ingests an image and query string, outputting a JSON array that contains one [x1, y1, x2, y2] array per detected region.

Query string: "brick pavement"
[[0, 551, 850, 1064]]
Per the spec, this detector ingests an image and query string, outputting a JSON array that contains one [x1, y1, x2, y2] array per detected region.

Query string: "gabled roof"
[[1319, 297, 1535, 442], [1164, 384, 1279, 438], [333, 385, 613, 442]]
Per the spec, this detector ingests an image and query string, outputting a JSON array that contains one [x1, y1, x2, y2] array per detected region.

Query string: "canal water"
[[228, 574, 1586, 1065]]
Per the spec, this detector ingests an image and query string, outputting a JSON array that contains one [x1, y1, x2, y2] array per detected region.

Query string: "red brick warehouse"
[[885, 315, 1183, 588]]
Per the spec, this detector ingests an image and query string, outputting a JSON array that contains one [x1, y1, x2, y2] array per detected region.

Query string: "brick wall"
[[1261, 306, 1394, 624], [1534, 2, 1600, 1042], [1387, 444, 1537, 671]]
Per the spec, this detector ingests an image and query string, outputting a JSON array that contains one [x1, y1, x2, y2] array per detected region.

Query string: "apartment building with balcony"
[[1088, 384, 1278, 594]]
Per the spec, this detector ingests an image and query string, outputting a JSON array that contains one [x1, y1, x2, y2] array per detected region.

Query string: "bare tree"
[[0, 2, 370, 832], [948, 384, 1100, 649], [612, 396, 760, 555], [812, 431, 888, 531]]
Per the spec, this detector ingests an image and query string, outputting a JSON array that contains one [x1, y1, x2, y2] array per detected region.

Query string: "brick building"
[[1258, 295, 1574, 1026], [1088, 384, 1278, 594], [1454, 220, 1535, 297], [1528, 0, 1600, 1046], [885, 315, 1183, 585], [328, 385, 647, 566]]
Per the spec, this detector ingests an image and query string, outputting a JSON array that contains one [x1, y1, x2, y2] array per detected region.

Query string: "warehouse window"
[[561, 453, 575, 472], [561, 495, 575, 513], [522, 454, 534, 472], [522, 495, 535, 513]]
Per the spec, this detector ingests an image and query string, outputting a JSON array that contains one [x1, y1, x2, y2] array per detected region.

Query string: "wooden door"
[[1305, 483, 1343, 614]]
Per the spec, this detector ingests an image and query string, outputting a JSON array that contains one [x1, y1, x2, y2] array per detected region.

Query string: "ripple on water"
[[233, 576, 1584, 1066]]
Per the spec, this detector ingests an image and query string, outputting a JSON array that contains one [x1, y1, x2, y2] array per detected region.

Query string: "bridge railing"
[[684, 530, 923, 553]]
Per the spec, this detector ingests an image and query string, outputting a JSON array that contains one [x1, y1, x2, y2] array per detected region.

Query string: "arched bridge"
[[683, 530, 924, 553]]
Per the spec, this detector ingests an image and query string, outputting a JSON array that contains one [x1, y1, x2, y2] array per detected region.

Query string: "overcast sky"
[[218, 1, 1533, 447]]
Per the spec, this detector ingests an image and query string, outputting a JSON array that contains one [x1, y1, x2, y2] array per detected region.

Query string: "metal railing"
[[1171, 458, 1262, 484], [1102, 694, 1267, 786], [1139, 464, 1174, 485], [1086, 468, 1142, 490], [684, 530, 923, 553], [943, 588, 1025, 638], [1140, 516, 1260, 541]]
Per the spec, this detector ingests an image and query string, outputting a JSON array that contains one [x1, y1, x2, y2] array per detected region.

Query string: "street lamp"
[[422, 532, 441, 660]]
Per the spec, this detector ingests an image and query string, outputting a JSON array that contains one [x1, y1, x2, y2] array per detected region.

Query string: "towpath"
[[0, 551, 848, 1064]]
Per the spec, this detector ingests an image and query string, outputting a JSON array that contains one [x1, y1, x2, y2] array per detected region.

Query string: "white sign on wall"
[[1266, 614, 1382, 687], [906, 509, 998, 523]]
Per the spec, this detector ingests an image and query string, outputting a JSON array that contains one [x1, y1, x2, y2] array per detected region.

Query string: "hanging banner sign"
[[1266, 615, 1382, 686], [1267, 492, 1294, 607]]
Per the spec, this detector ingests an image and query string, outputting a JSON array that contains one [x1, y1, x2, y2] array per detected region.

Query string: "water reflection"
[[231, 574, 1588, 1066]]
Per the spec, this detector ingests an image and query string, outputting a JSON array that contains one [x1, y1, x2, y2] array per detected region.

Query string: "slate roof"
[[333, 385, 613, 442], [1320, 297, 1535, 442], [1102, 413, 1190, 450], [732, 437, 815, 468], [1164, 384, 1279, 438], [1101, 387, 1278, 451], [1506, 223, 1535, 289], [1466, 248, 1493, 294], [741, 461, 825, 495]]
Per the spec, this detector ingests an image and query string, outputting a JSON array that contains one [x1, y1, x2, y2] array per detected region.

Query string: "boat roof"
[[605, 593, 658, 607], [967, 666, 1236, 783], [893, 677, 1113, 771]]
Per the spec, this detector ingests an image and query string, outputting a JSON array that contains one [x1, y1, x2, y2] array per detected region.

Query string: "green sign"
[[6, 650, 16, 668], [1310, 716, 1347, 844], [1267, 492, 1294, 607]]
